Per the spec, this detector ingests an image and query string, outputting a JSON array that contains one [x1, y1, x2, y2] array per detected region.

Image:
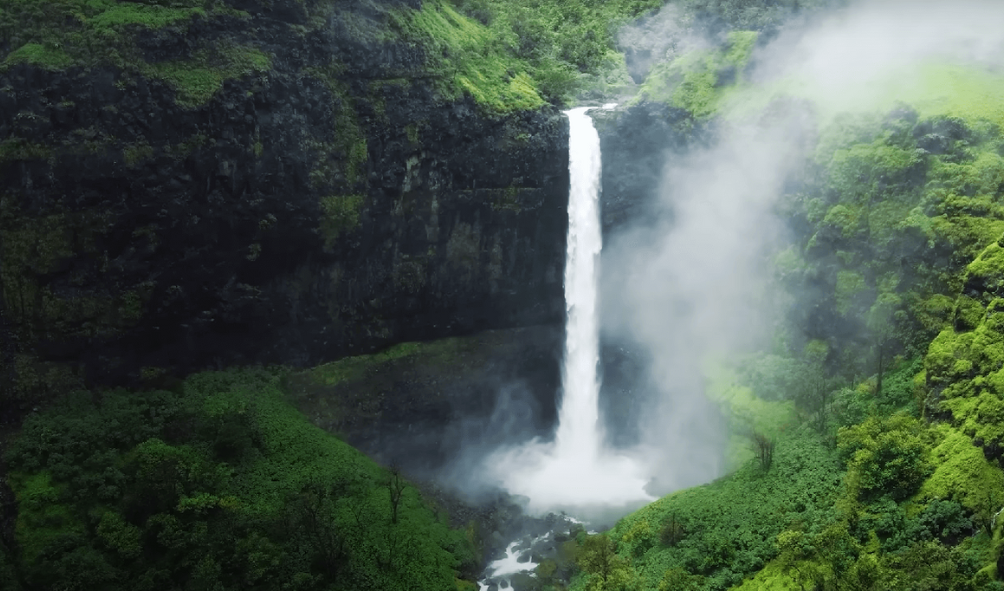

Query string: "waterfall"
[[555, 107, 604, 458], [492, 106, 652, 516]]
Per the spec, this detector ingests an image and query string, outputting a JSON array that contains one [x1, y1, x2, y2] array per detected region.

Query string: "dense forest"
[[3, 0, 1004, 590]]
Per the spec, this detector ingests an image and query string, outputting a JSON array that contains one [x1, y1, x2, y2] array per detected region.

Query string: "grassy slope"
[[610, 428, 843, 590], [2, 368, 475, 591], [725, 62, 1004, 129], [633, 30, 759, 117]]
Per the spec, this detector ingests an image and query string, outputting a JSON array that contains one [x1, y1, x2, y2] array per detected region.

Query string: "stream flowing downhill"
[[489, 107, 653, 518]]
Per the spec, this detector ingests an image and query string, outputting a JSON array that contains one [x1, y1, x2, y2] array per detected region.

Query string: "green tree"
[[776, 523, 862, 591], [657, 567, 704, 591], [776, 529, 828, 591], [579, 535, 640, 591], [867, 291, 904, 400], [837, 414, 932, 501]]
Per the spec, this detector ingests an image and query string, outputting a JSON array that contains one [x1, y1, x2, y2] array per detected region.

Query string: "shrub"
[[838, 413, 932, 501]]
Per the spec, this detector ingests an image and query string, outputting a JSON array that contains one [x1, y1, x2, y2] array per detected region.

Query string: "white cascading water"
[[555, 106, 604, 459], [493, 106, 652, 515]]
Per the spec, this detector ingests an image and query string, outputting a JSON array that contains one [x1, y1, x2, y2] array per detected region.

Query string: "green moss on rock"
[[304, 63, 370, 189], [88, 2, 205, 30], [145, 44, 271, 108], [953, 295, 986, 331], [318, 195, 364, 250], [0, 138, 52, 163], [122, 142, 154, 167], [965, 241, 1004, 297], [1, 1, 270, 108], [2, 42, 73, 70]]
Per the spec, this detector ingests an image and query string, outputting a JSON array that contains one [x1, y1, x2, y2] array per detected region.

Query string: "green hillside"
[[0, 368, 476, 591], [562, 44, 1004, 591]]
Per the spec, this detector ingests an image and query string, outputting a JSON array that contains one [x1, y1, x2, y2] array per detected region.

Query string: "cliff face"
[[285, 325, 563, 473], [0, 0, 569, 396], [593, 103, 708, 232]]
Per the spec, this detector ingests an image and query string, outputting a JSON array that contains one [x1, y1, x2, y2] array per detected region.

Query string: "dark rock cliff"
[[0, 0, 569, 400], [285, 325, 563, 475], [592, 102, 707, 232]]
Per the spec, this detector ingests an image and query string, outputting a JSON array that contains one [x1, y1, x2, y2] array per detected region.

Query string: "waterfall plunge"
[[492, 107, 652, 515], [556, 107, 604, 459]]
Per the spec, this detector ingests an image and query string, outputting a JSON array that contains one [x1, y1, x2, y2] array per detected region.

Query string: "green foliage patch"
[[918, 423, 1004, 514], [145, 43, 271, 108], [318, 194, 365, 249], [776, 109, 1004, 387], [0, 0, 265, 107], [388, 0, 546, 114], [3, 369, 475, 590], [87, 1, 205, 30], [600, 428, 843, 590], [837, 413, 932, 502], [435, 0, 670, 108], [3, 42, 73, 70], [634, 31, 757, 117], [924, 238, 1004, 463]]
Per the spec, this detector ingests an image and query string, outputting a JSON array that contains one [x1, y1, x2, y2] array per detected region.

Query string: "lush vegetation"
[[567, 390, 1003, 591], [0, 0, 840, 114], [556, 34, 1004, 591], [0, 369, 476, 591], [779, 109, 1004, 379], [0, 0, 664, 113], [0, 0, 267, 107], [604, 428, 843, 590], [5, 1, 1004, 590], [446, 0, 664, 106], [633, 30, 757, 118]]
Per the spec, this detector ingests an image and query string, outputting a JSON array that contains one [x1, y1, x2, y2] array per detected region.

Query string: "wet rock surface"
[[286, 325, 563, 474], [0, 0, 569, 398], [592, 102, 709, 232]]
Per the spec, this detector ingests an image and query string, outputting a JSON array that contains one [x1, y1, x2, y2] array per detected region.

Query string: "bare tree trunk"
[[876, 341, 885, 400]]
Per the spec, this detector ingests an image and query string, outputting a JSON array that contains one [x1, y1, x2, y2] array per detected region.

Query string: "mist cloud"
[[600, 0, 1004, 494]]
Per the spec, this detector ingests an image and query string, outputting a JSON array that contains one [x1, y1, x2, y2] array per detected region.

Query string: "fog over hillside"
[[599, 0, 1004, 496]]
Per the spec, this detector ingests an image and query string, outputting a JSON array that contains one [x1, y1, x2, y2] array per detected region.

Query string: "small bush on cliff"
[[319, 194, 364, 249]]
